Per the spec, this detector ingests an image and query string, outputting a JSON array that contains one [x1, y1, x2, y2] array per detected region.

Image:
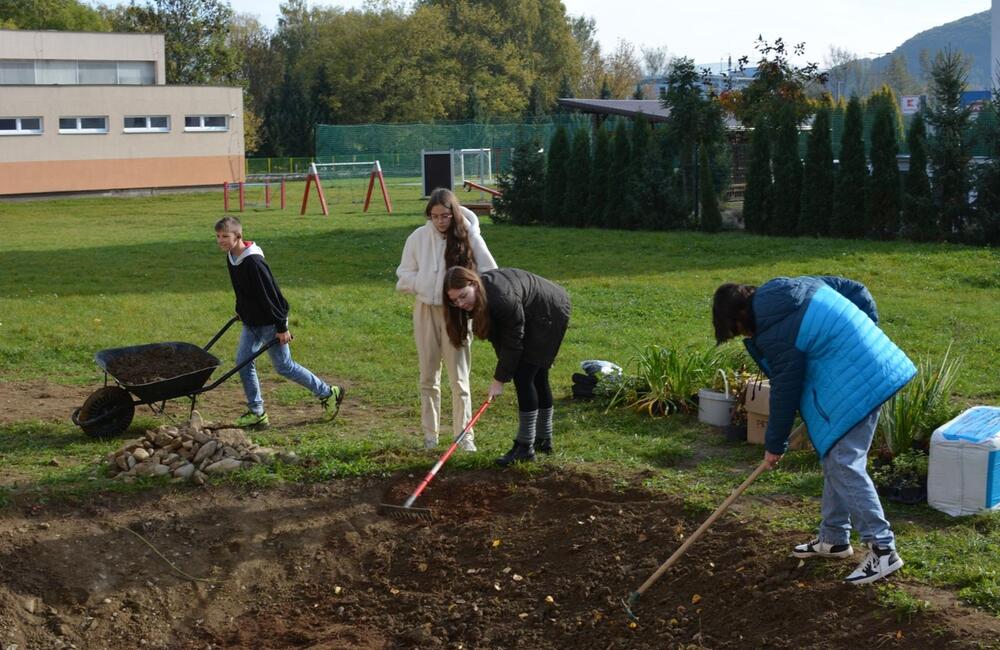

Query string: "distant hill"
[[868, 10, 992, 91]]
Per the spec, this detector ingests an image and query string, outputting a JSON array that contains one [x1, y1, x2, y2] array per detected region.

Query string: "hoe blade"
[[378, 502, 433, 522]]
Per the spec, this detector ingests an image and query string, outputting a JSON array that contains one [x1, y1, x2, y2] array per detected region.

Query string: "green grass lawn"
[[1, 182, 999, 614]]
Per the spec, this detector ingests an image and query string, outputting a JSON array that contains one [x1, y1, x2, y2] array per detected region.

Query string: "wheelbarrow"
[[71, 316, 277, 438]]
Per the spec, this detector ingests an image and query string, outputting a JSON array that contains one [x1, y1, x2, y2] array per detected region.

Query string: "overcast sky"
[[227, 0, 991, 68]]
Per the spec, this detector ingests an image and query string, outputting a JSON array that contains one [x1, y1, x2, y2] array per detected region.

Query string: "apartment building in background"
[[0, 29, 244, 196]]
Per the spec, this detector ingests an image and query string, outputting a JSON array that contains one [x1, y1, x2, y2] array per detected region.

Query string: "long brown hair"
[[426, 188, 476, 270], [443, 266, 491, 348]]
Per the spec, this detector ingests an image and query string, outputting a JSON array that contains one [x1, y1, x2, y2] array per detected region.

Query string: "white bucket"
[[698, 370, 736, 427]]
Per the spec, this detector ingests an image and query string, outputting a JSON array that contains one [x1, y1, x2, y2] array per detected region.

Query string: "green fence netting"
[[313, 115, 603, 178]]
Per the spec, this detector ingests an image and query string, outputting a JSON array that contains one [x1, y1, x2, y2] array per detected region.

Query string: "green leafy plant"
[[872, 449, 929, 490], [877, 344, 962, 457], [607, 345, 724, 417]]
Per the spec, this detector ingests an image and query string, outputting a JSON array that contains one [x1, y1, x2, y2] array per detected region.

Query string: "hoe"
[[622, 423, 806, 622]]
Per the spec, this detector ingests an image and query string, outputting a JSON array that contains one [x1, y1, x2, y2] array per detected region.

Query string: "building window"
[[124, 116, 170, 133], [79, 61, 118, 84], [117, 61, 156, 85], [0, 60, 34, 84], [0, 60, 156, 85], [58, 116, 109, 134], [184, 115, 228, 132], [0, 117, 43, 135], [36, 60, 78, 84]]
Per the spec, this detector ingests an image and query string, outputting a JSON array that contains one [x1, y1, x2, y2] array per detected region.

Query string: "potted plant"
[[721, 370, 754, 442], [872, 449, 929, 505]]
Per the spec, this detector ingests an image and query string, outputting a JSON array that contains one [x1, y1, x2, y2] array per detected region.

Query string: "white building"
[[0, 30, 244, 196]]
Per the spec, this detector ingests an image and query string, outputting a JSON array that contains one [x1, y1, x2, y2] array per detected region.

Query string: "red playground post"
[[300, 162, 330, 216], [363, 160, 393, 214]]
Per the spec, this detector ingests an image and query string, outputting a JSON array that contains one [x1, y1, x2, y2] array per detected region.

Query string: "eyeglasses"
[[429, 212, 452, 222]]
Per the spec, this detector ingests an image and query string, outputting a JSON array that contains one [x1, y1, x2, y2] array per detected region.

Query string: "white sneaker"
[[792, 538, 854, 559], [844, 544, 904, 585], [456, 436, 477, 452]]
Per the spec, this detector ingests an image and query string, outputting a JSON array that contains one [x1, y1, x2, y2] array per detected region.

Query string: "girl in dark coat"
[[443, 266, 571, 466]]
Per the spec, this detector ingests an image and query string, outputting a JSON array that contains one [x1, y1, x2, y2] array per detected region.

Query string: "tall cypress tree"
[[543, 124, 570, 225], [832, 95, 867, 238], [494, 136, 546, 226], [699, 144, 723, 232], [800, 106, 834, 237], [927, 48, 973, 240], [589, 124, 611, 227], [604, 120, 631, 229], [625, 113, 651, 229], [743, 115, 771, 235], [770, 103, 802, 235], [563, 127, 592, 228], [901, 113, 937, 241], [867, 99, 902, 239]]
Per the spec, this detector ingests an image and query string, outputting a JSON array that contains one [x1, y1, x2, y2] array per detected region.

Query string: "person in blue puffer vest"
[[712, 276, 916, 585]]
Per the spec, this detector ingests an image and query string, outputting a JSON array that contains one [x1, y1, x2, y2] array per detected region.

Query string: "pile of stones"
[[106, 412, 283, 484]]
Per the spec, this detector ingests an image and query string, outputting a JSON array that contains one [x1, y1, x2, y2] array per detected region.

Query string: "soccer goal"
[[457, 148, 493, 186], [300, 160, 392, 216], [223, 178, 287, 212]]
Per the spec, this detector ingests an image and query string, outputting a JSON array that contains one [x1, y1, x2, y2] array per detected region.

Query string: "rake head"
[[621, 591, 641, 623], [378, 502, 433, 522]]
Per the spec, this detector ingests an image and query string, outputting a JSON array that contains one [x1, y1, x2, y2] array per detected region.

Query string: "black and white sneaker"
[[844, 544, 904, 585], [792, 538, 854, 559]]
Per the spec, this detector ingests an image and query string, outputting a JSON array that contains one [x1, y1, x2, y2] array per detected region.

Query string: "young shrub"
[[588, 124, 611, 227], [743, 115, 772, 235], [900, 113, 938, 241], [563, 127, 592, 228], [698, 144, 723, 232], [770, 102, 803, 235], [493, 135, 545, 226], [543, 124, 570, 225], [800, 106, 834, 237], [832, 95, 867, 238], [608, 345, 723, 417], [625, 113, 652, 229], [877, 345, 961, 458], [867, 97, 902, 239]]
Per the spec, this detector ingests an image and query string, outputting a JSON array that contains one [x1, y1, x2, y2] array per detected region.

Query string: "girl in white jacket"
[[396, 188, 497, 450]]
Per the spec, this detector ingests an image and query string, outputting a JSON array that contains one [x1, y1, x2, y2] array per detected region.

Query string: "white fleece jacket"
[[395, 220, 497, 306]]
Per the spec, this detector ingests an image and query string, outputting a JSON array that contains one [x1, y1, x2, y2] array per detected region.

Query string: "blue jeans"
[[819, 408, 895, 549], [236, 324, 331, 415]]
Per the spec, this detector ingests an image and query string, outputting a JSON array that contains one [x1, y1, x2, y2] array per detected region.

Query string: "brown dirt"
[[2, 469, 999, 650], [105, 345, 218, 385], [0, 379, 361, 430]]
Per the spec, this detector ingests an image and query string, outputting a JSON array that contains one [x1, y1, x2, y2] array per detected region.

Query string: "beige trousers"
[[413, 301, 472, 443]]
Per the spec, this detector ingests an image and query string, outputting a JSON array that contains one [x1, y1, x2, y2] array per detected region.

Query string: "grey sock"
[[536, 407, 553, 443], [517, 410, 538, 447]]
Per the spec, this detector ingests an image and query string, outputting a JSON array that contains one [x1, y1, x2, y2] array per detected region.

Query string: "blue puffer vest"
[[742, 276, 916, 458]]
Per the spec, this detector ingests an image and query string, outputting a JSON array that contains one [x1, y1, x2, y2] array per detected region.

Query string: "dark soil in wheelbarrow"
[[1, 468, 998, 649], [106, 345, 217, 385]]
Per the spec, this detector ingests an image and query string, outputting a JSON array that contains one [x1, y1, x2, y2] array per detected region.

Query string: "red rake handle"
[[402, 399, 491, 509]]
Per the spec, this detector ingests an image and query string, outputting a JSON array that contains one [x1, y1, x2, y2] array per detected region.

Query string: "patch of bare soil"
[[0, 379, 357, 430], [1, 469, 998, 649]]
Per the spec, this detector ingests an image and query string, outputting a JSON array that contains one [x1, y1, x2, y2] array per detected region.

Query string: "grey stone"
[[193, 440, 217, 464], [172, 463, 196, 479], [204, 458, 242, 474], [132, 448, 150, 461]]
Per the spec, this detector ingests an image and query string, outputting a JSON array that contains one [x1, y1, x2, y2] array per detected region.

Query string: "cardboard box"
[[744, 379, 811, 451]]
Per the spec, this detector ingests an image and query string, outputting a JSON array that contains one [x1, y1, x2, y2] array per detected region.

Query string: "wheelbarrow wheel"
[[76, 387, 135, 438]]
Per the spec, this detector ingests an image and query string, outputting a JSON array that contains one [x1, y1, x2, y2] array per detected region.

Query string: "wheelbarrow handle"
[[203, 316, 241, 352], [196, 336, 281, 394]]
